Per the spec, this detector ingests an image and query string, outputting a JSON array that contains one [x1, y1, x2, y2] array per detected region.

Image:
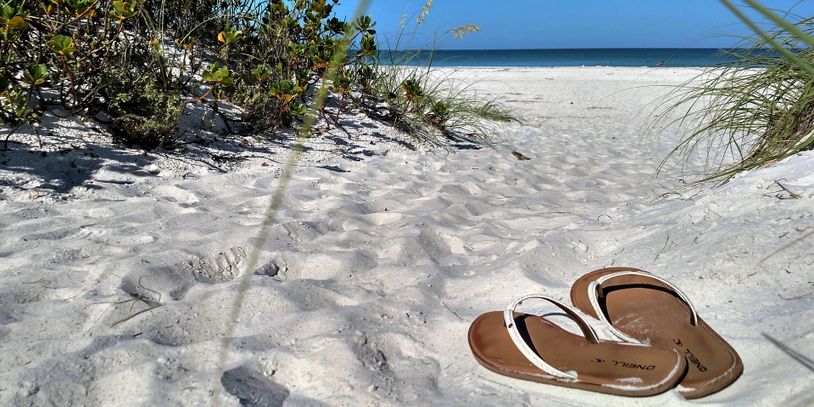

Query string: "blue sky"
[[332, 0, 814, 49]]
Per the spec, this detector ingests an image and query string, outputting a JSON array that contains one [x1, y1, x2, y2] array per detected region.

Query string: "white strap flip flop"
[[468, 294, 687, 396]]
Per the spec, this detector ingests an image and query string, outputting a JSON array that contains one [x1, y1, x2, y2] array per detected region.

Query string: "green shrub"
[[1, 0, 506, 151], [106, 73, 182, 149]]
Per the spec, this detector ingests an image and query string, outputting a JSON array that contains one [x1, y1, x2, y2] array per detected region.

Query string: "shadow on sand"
[[0, 101, 426, 197]]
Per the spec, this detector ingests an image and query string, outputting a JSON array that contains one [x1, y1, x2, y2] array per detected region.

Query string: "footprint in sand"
[[174, 246, 248, 283]]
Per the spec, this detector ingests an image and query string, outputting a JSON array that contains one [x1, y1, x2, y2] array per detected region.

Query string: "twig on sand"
[[762, 332, 814, 372], [442, 301, 463, 321], [322, 110, 353, 137], [3, 122, 27, 151], [110, 303, 162, 327], [774, 179, 801, 199], [84, 295, 162, 331], [22, 278, 55, 289], [657, 191, 683, 200], [654, 234, 671, 261], [84, 277, 164, 328], [759, 229, 814, 264]]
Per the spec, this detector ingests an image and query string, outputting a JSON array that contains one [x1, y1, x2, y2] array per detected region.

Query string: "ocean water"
[[381, 48, 751, 68]]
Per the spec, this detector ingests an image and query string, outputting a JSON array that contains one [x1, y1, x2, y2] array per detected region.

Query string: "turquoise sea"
[[381, 48, 756, 67]]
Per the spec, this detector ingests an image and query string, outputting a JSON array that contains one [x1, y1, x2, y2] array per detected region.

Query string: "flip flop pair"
[[468, 267, 743, 398]]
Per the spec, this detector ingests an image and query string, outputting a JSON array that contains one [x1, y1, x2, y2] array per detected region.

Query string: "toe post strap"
[[587, 270, 700, 344], [503, 294, 599, 380]]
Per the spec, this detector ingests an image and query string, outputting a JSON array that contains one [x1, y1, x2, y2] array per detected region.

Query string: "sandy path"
[[0, 67, 812, 406]]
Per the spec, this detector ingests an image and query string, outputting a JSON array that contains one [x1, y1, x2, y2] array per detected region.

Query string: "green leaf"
[[401, 78, 423, 101], [355, 15, 374, 32], [201, 71, 218, 82], [290, 101, 306, 117], [356, 34, 376, 58], [64, 0, 96, 15], [23, 64, 48, 85], [326, 17, 345, 34], [202, 63, 233, 87], [49, 35, 76, 56], [1, 4, 15, 20], [270, 79, 294, 96], [217, 28, 242, 45], [430, 100, 451, 124], [111, 0, 138, 20], [201, 72, 215, 82], [252, 64, 271, 81]]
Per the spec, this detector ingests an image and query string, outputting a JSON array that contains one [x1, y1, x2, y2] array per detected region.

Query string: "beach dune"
[[0, 67, 812, 406]]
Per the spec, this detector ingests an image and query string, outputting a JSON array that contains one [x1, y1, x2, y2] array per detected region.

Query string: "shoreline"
[[389, 64, 712, 69]]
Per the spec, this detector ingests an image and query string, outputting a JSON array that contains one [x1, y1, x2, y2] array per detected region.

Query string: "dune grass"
[[349, 1, 513, 147], [657, 4, 814, 184], [357, 54, 513, 147]]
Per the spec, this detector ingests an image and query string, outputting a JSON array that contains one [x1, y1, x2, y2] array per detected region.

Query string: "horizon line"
[[386, 47, 752, 52]]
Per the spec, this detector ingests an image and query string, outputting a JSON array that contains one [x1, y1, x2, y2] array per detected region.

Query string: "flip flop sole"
[[468, 311, 687, 397], [569, 267, 743, 399]]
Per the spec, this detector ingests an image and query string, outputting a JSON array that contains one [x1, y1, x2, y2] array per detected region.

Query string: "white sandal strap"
[[587, 270, 699, 344], [503, 294, 599, 380]]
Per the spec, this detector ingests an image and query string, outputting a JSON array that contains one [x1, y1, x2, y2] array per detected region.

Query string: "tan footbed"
[[467, 311, 687, 397], [569, 267, 743, 399]]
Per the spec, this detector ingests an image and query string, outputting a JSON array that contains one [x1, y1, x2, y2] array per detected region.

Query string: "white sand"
[[1, 67, 812, 406]]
